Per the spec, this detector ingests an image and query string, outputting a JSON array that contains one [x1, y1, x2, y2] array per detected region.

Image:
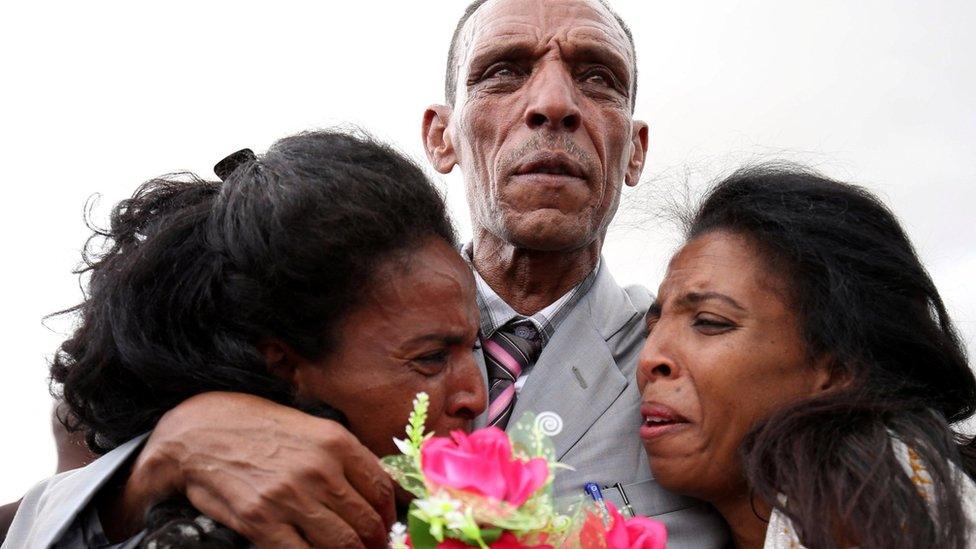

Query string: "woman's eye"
[[415, 350, 448, 364], [693, 314, 735, 333], [646, 317, 660, 333]]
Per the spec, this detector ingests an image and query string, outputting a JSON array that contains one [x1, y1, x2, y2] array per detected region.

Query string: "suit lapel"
[[508, 263, 641, 460], [24, 433, 149, 548], [511, 310, 625, 460]]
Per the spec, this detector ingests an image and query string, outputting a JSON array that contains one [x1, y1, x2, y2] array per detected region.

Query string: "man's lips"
[[513, 151, 586, 180], [640, 402, 691, 440]]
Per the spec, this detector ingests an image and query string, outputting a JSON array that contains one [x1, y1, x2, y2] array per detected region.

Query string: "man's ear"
[[423, 104, 458, 174], [624, 121, 649, 187]]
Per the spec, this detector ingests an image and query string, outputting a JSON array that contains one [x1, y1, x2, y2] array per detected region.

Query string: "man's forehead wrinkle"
[[455, 1, 518, 86], [465, 0, 629, 52], [453, 17, 480, 89], [467, 24, 629, 74], [471, 25, 544, 50], [547, 0, 633, 64], [563, 28, 631, 66], [467, 10, 544, 52], [566, 18, 630, 51]]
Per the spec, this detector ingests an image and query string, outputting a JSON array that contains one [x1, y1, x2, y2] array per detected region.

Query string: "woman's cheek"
[[422, 383, 448, 431]]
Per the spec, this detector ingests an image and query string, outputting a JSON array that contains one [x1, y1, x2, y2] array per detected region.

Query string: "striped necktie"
[[483, 320, 542, 430]]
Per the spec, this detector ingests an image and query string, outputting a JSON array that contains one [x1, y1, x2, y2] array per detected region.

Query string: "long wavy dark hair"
[[687, 165, 975, 548], [50, 129, 456, 546]]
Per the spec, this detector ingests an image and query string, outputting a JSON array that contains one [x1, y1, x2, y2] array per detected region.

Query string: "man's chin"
[[500, 214, 597, 252]]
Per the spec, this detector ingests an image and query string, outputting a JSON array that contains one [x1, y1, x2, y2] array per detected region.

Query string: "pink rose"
[[420, 428, 549, 507], [603, 502, 667, 549]]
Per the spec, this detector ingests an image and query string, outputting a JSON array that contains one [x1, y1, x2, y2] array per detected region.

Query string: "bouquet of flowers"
[[382, 393, 666, 549]]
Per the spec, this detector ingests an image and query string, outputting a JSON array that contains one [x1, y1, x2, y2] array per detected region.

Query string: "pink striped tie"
[[483, 321, 541, 429]]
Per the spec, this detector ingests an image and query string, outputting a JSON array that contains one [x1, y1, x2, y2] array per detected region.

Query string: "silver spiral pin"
[[535, 411, 563, 436]]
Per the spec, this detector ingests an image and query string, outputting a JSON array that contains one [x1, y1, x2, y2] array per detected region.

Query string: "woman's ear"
[[259, 339, 299, 385], [811, 357, 854, 394]]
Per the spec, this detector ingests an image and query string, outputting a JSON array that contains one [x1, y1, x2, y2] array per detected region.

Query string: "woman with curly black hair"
[[7, 129, 486, 547]]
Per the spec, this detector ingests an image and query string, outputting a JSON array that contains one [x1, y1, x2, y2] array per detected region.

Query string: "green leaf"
[[407, 514, 439, 549], [454, 520, 486, 548], [479, 527, 503, 543], [380, 455, 427, 498], [407, 393, 430, 447]]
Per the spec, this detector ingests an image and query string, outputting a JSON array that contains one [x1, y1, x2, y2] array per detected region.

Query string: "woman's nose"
[[637, 331, 681, 388], [446, 349, 488, 420]]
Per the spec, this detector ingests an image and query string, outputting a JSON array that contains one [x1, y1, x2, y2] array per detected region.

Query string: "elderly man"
[[5, 1, 727, 547], [420, 0, 726, 546]]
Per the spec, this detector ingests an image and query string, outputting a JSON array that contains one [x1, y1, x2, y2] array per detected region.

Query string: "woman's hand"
[[102, 391, 396, 548]]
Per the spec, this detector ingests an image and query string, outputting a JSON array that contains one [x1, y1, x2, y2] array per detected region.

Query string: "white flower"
[[414, 492, 461, 519], [413, 492, 471, 529], [445, 509, 467, 530], [412, 495, 472, 542], [392, 437, 412, 455], [388, 522, 408, 549]]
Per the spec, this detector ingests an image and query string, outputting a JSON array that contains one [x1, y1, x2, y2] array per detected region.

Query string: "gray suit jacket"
[[475, 261, 728, 548], [3, 435, 148, 549]]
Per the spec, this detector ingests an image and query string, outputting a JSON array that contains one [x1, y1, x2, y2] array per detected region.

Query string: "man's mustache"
[[505, 134, 594, 176]]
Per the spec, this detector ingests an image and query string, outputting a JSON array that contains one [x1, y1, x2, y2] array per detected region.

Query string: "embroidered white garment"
[[763, 437, 976, 548]]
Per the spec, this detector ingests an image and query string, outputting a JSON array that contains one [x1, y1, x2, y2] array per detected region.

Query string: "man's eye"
[[584, 74, 609, 86], [483, 63, 522, 79], [580, 68, 615, 87]]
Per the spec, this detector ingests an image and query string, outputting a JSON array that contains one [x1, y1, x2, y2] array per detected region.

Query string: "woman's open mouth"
[[640, 403, 691, 440]]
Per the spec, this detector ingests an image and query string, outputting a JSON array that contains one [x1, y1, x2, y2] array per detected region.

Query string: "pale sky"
[[1, 0, 973, 502]]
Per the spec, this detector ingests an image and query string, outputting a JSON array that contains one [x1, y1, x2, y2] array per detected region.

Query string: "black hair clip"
[[214, 148, 256, 181]]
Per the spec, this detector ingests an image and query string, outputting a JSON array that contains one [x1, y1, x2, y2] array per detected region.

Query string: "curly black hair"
[[51, 129, 455, 454], [49, 130, 456, 546]]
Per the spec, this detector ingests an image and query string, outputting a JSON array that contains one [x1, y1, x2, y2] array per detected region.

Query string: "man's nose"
[[523, 63, 582, 132], [446, 349, 488, 420]]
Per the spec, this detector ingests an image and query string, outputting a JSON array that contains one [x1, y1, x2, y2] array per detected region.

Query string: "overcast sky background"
[[1, 0, 973, 502]]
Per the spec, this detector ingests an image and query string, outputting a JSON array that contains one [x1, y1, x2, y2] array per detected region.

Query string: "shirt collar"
[[460, 242, 600, 347]]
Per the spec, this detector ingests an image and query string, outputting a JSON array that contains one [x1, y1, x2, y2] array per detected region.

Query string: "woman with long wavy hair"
[[638, 166, 975, 548]]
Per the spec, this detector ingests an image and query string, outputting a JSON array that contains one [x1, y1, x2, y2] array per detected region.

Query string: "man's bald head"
[[444, 0, 638, 108]]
